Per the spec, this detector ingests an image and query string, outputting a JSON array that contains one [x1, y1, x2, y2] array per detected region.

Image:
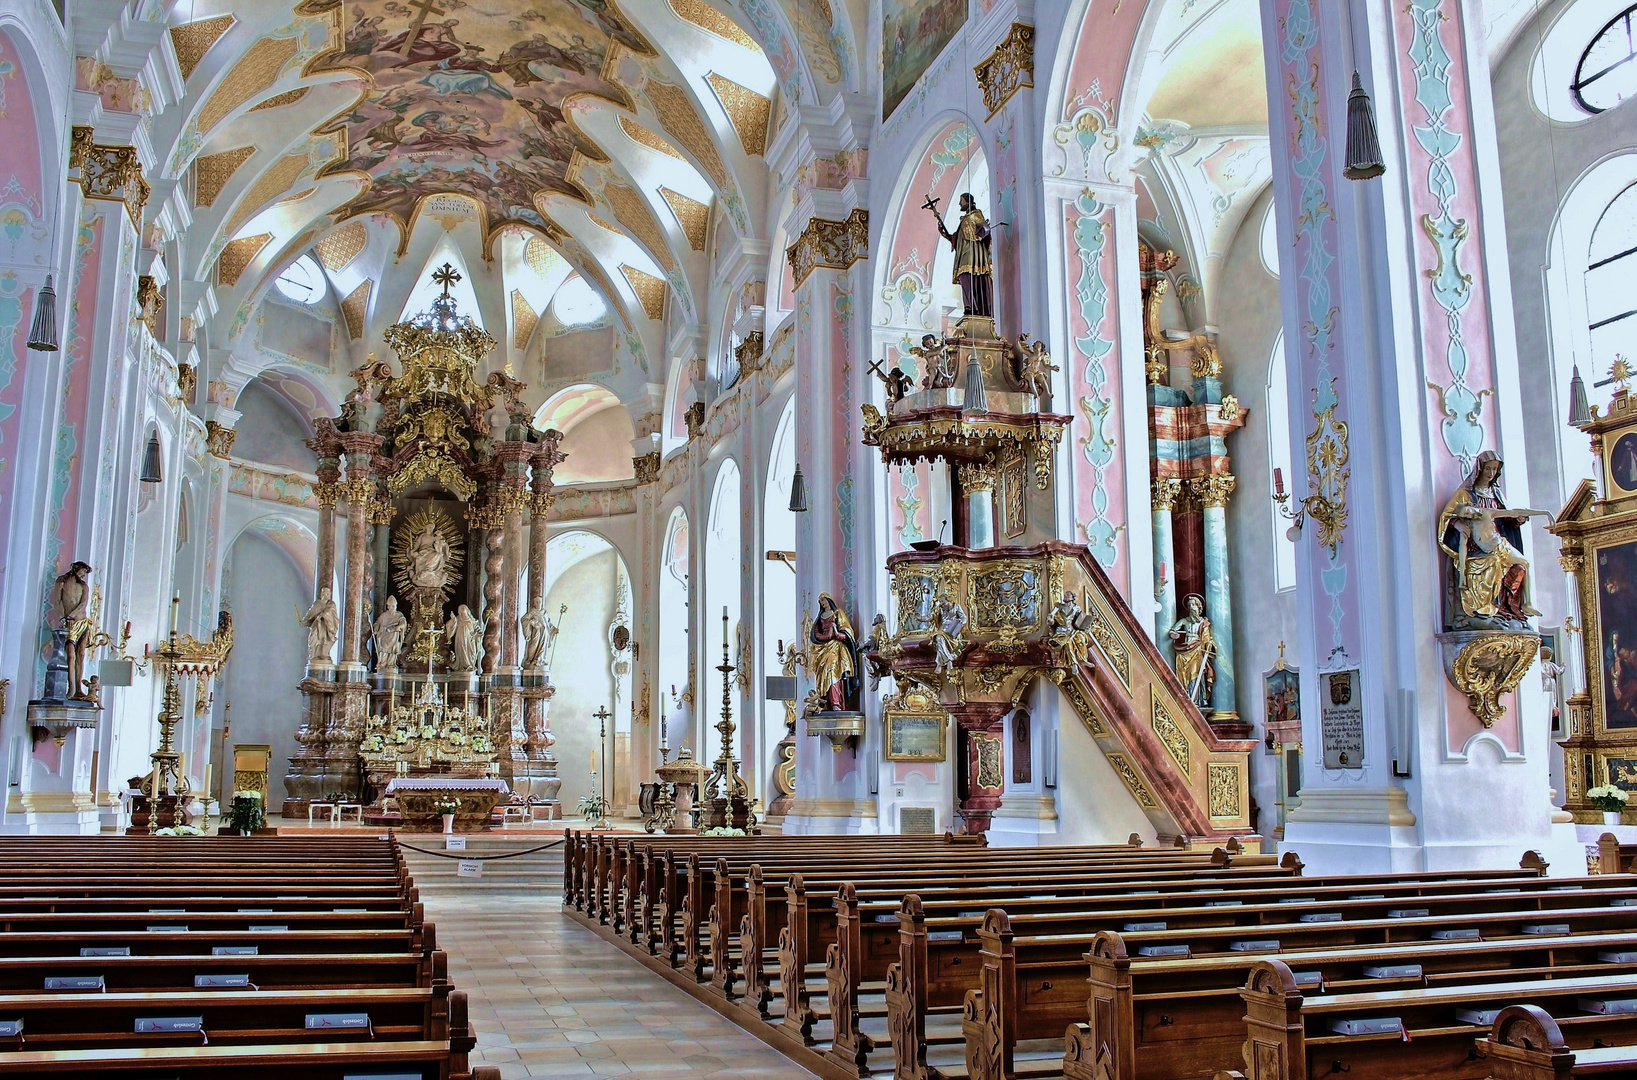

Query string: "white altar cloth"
[[384, 778, 510, 794]]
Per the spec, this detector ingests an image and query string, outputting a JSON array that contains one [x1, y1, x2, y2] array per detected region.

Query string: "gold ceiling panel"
[[251, 87, 310, 112], [194, 145, 256, 209], [340, 279, 372, 339], [605, 181, 677, 273], [198, 36, 299, 135], [226, 153, 311, 234], [512, 289, 539, 350], [217, 233, 273, 287], [315, 221, 368, 271], [524, 236, 564, 278], [706, 72, 770, 156], [667, 0, 761, 52], [643, 78, 728, 187], [619, 117, 685, 161], [660, 187, 709, 251], [170, 15, 236, 81], [620, 264, 666, 321]]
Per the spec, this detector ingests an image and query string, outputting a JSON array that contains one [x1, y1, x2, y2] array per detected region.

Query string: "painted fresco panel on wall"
[[882, 0, 967, 121]]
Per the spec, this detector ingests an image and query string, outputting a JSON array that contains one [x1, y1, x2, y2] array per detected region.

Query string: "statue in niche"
[[928, 192, 994, 318], [446, 604, 484, 673], [53, 561, 95, 699], [521, 599, 557, 671], [1168, 593, 1216, 708], [807, 593, 860, 714], [408, 519, 455, 591], [297, 587, 340, 665], [1437, 450, 1544, 629], [372, 595, 408, 673], [931, 595, 969, 674], [1048, 591, 1094, 669], [910, 334, 957, 390]]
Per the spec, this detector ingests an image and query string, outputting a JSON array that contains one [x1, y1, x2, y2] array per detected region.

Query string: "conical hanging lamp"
[[140, 432, 163, 486], [787, 462, 809, 513], [26, 274, 58, 351], [1569, 365, 1592, 428], [1343, 71, 1386, 180]]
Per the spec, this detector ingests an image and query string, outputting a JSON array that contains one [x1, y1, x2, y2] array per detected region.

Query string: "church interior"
[[0, 0, 1635, 1076]]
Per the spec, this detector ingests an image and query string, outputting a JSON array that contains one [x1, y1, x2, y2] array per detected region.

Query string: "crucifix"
[[593, 705, 613, 826], [419, 624, 444, 685], [400, 0, 446, 57], [431, 262, 461, 298]]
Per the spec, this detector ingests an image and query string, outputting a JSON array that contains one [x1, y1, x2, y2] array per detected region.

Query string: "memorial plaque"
[[1320, 669, 1364, 769], [886, 713, 946, 762]]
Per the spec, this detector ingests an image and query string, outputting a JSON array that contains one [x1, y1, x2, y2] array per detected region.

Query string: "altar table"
[[384, 777, 510, 832]]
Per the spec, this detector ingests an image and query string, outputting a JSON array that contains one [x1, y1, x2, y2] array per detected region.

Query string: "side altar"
[[284, 265, 564, 817]]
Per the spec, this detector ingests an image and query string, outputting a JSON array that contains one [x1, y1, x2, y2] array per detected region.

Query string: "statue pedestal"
[[14, 699, 100, 834]]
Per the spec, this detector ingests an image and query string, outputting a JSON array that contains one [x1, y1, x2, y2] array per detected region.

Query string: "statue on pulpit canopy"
[[807, 593, 860, 714], [929, 192, 994, 318], [1437, 450, 1545, 629]]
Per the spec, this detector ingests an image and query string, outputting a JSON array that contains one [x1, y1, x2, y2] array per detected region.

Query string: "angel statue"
[[408, 520, 454, 590], [521, 598, 558, 671], [808, 593, 860, 714], [1013, 333, 1059, 403], [1168, 593, 1216, 708], [911, 334, 958, 390], [372, 595, 408, 673], [1436, 450, 1545, 629], [446, 604, 484, 673], [297, 587, 340, 666]]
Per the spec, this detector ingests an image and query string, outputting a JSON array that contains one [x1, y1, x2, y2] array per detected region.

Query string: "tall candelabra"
[[134, 598, 233, 833], [706, 609, 754, 831]]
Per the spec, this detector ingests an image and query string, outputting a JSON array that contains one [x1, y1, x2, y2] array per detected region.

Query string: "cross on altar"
[[400, 0, 446, 57], [419, 624, 445, 680], [431, 262, 461, 298]]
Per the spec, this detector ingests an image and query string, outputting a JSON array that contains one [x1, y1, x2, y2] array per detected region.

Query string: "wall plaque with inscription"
[[1320, 669, 1364, 769]]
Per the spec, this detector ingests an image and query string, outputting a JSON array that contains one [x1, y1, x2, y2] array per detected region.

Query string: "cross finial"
[[431, 262, 461, 298], [1278, 641, 1286, 659]]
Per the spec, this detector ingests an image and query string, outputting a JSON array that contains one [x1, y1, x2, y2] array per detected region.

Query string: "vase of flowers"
[[1589, 784, 1628, 825], [578, 792, 607, 828], [433, 796, 461, 834]]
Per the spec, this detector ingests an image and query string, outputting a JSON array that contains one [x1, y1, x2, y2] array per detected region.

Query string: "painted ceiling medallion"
[[298, 0, 654, 232]]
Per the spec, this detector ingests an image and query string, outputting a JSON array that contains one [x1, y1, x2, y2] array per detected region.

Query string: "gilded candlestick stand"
[[705, 610, 754, 831], [131, 598, 233, 833]]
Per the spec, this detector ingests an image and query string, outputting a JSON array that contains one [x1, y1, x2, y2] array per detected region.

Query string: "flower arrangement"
[[228, 792, 265, 834], [1589, 785, 1630, 813], [156, 825, 205, 836], [325, 791, 352, 804], [701, 827, 746, 837], [577, 792, 607, 820], [432, 797, 462, 815]]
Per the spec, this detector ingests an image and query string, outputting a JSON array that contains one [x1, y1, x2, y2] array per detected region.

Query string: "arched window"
[[1574, 4, 1637, 113], [1266, 337, 1296, 592], [1588, 182, 1637, 370]]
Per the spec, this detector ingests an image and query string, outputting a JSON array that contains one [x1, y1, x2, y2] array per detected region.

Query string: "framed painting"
[[883, 684, 950, 762], [1262, 647, 1301, 754], [1597, 538, 1637, 730], [882, 0, 968, 120]]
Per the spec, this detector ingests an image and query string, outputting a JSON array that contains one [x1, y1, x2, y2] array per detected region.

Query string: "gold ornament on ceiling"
[[619, 116, 684, 161], [659, 187, 708, 251], [316, 221, 368, 271], [620, 264, 666, 321], [511, 289, 539, 350], [524, 235, 564, 278], [217, 233, 273, 287], [170, 15, 236, 81], [340, 279, 372, 339], [297, 0, 654, 236], [251, 86, 310, 112], [197, 36, 299, 135], [226, 153, 312, 234], [193, 145, 256, 209], [604, 181, 677, 273], [642, 78, 728, 187], [705, 72, 770, 156], [667, 0, 760, 52]]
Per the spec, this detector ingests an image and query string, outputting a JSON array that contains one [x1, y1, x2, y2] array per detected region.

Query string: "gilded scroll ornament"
[[1446, 632, 1540, 727], [974, 23, 1034, 118], [1304, 400, 1351, 553], [786, 209, 869, 287], [972, 732, 1004, 789], [1207, 762, 1242, 818], [204, 420, 237, 459], [1059, 678, 1108, 737], [1151, 694, 1191, 774], [1107, 752, 1158, 808]]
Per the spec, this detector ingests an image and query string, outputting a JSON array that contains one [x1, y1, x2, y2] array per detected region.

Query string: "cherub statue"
[[910, 334, 958, 390], [1013, 333, 1059, 403], [860, 613, 892, 691]]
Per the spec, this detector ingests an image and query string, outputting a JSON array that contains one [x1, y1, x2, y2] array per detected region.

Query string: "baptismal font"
[[284, 265, 565, 819]]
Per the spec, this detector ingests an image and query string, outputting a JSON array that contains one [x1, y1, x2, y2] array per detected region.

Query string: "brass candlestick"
[[708, 609, 753, 831]]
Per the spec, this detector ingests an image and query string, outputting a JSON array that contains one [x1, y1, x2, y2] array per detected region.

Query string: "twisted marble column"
[[1190, 473, 1237, 721]]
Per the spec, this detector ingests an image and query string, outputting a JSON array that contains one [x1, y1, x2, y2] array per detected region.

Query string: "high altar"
[[283, 265, 564, 818]]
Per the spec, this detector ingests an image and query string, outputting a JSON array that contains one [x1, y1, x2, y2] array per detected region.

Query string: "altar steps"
[[398, 831, 565, 896]]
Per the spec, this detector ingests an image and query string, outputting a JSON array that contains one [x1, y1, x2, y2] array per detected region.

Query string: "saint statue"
[[1436, 450, 1542, 628], [808, 593, 859, 713], [860, 613, 891, 691], [408, 520, 454, 590], [932, 596, 969, 674], [1540, 644, 1565, 725], [298, 587, 340, 666], [53, 561, 95, 700], [931, 192, 994, 318], [446, 604, 483, 673], [372, 595, 408, 673], [1168, 594, 1216, 708], [521, 599, 557, 671], [1048, 592, 1093, 669]]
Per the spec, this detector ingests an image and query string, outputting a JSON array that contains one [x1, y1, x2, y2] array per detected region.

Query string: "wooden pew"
[[1598, 833, 1637, 876], [1479, 1004, 1637, 1079]]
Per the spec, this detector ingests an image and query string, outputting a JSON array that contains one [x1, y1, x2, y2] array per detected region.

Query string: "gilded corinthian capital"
[[1151, 477, 1183, 512], [1189, 473, 1237, 509]]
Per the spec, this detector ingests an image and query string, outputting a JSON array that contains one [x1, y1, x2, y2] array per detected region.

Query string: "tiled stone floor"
[[429, 891, 817, 1080]]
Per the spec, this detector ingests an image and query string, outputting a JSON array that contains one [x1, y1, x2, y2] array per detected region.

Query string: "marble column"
[[339, 477, 373, 669], [313, 460, 340, 599], [481, 514, 503, 675], [959, 460, 998, 549], [501, 496, 524, 673], [1191, 473, 1237, 722], [370, 497, 392, 629], [1152, 478, 1182, 654]]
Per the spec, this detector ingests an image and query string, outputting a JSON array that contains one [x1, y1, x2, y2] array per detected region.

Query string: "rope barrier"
[[391, 834, 565, 861]]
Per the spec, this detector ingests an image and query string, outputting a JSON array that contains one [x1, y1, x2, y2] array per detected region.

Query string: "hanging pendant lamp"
[[787, 462, 809, 513], [26, 274, 58, 351], [1343, 71, 1386, 181], [140, 432, 163, 486], [1569, 365, 1592, 428]]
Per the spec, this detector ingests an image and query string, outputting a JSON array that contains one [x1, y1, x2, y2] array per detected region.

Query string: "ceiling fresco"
[[296, 0, 653, 233]]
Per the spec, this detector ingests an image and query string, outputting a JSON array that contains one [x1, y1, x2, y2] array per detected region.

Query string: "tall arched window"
[[1574, 4, 1637, 113], [1588, 182, 1637, 370], [1266, 336, 1296, 591]]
